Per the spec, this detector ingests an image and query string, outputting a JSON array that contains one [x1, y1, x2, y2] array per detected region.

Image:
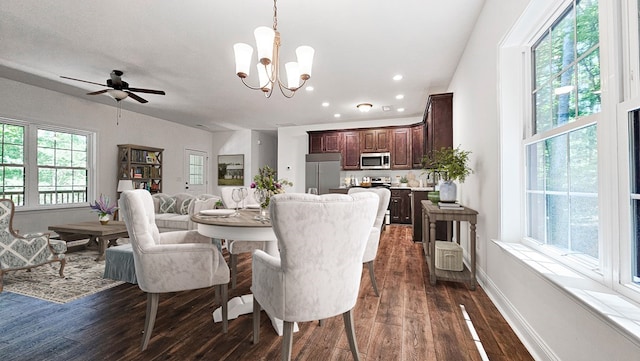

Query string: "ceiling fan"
[[60, 70, 166, 103]]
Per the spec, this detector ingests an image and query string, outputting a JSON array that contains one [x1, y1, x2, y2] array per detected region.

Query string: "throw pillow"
[[179, 197, 193, 215], [157, 194, 176, 213]]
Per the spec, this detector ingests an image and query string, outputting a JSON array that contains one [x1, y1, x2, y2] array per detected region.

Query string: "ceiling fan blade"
[[86, 89, 108, 95], [125, 91, 148, 103], [127, 87, 166, 95], [60, 76, 107, 87]]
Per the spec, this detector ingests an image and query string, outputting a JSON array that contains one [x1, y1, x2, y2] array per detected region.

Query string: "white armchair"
[[251, 193, 378, 361], [347, 187, 391, 296], [119, 189, 230, 351]]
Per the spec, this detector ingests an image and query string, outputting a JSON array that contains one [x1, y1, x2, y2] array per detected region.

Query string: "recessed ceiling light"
[[334, 113, 341, 118], [322, 102, 330, 107], [393, 74, 403, 81], [306, 86, 314, 91], [395, 94, 404, 100], [382, 106, 392, 112], [397, 108, 405, 112]]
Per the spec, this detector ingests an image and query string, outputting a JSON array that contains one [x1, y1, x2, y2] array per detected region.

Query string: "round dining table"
[[191, 208, 297, 336]]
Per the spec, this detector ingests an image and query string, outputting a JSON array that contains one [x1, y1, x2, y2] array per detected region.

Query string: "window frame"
[[522, 0, 605, 281], [0, 116, 96, 211]]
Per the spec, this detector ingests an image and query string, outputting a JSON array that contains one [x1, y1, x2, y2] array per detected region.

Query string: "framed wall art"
[[218, 154, 244, 186]]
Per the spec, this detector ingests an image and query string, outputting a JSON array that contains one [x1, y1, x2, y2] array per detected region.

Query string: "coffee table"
[[48, 221, 129, 261]]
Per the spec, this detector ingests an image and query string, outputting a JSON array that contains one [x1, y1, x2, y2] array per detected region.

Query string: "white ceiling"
[[0, 0, 485, 132]]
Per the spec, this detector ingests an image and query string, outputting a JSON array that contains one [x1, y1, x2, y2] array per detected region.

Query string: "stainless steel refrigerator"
[[305, 153, 342, 194]]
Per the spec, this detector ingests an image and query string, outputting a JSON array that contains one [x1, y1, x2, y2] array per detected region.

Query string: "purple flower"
[[90, 194, 118, 216], [250, 182, 256, 188]]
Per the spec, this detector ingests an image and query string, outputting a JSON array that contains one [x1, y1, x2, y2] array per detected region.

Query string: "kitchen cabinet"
[[411, 123, 425, 169], [390, 188, 411, 224], [342, 131, 361, 170], [309, 131, 342, 153], [360, 129, 390, 153], [411, 191, 447, 242], [424, 93, 453, 163], [390, 128, 411, 170]]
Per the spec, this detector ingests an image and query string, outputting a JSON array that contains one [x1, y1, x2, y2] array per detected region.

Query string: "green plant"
[[423, 146, 473, 183], [399, 176, 408, 183]]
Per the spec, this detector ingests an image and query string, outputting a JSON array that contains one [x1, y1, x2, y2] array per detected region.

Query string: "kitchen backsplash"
[[339, 169, 434, 187]]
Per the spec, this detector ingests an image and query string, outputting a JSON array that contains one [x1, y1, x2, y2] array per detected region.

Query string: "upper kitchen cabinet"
[[342, 131, 361, 170], [424, 93, 453, 163], [390, 128, 412, 170], [411, 123, 425, 169], [360, 129, 390, 153], [308, 131, 343, 153]]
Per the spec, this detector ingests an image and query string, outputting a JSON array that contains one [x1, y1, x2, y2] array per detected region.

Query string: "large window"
[[0, 118, 92, 208], [526, 0, 601, 264]]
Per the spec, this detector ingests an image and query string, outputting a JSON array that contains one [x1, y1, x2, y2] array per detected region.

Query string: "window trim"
[[0, 116, 96, 211]]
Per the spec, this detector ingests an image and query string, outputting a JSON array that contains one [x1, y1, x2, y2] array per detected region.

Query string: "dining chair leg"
[[281, 321, 294, 361], [318, 319, 325, 326], [366, 261, 379, 296], [253, 296, 261, 344], [343, 309, 361, 361], [141, 292, 160, 351], [220, 284, 228, 333], [231, 253, 238, 289]]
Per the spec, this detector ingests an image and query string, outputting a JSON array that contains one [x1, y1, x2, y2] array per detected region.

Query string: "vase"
[[99, 214, 110, 225], [439, 181, 457, 202]]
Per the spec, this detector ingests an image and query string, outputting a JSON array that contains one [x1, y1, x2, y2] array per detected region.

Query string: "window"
[[526, 0, 601, 265], [0, 117, 93, 208], [631, 110, 640, 282]]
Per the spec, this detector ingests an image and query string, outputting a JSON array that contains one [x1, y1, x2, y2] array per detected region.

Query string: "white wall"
[[448, 0, 640, 360], [211, 129, 277, 195], [0, 77, 214, 233], [277, 116, 421, 193]]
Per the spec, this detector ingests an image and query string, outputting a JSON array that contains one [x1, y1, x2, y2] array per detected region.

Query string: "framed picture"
[[218, 154, 244, 186]]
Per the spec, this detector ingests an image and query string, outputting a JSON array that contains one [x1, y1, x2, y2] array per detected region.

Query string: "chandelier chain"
[[273, 0, 278, 31]]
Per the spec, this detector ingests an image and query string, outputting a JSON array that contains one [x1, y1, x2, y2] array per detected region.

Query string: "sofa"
[[151, 193, 221, 232]]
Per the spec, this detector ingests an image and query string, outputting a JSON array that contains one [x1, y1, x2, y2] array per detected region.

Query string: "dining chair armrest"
[[251, 249, 284, 318], [158, 230, 212, 245]]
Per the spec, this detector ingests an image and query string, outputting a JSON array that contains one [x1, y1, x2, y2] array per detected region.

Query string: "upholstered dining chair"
[[347, 187, 391, 296], [252, 192, 378, 361], [119, 189, 229, 351], [0, 198, 67, 292], [220, 187, 266, 289]]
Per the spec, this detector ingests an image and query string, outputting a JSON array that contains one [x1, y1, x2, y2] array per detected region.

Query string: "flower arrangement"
[[90, 194, 118, 217], [250, 165, 292, 208]]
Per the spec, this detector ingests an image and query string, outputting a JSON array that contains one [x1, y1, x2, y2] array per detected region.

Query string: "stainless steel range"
[[370, 176, 391, 188]]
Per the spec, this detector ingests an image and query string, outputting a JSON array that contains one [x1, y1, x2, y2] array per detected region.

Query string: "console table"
[[421, 201, 478, 290]]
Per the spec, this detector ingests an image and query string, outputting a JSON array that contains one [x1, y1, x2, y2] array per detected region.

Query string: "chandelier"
[[233, 0, 315, 98]]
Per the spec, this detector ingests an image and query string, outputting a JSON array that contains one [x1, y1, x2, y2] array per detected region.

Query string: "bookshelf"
[[117, 144, 163, 193]]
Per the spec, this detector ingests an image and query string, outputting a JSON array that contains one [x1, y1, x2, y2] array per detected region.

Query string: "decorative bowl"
[[427, 191, 440, 204]]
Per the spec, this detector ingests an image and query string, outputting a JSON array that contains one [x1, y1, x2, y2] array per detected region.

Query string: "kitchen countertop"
[[333, 186, 434, 191]]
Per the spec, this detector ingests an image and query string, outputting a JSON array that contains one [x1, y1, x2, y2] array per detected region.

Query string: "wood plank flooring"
[[0, 225, 533, 361]]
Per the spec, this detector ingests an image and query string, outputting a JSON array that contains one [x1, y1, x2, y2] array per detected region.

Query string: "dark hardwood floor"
[[0, 225, 533, 361]]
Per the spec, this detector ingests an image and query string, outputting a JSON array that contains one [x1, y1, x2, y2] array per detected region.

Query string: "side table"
[[421, 201, 478, 290]]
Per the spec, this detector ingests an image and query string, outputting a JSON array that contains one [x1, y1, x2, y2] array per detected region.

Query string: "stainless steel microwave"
[[360, 152, 391, 169]]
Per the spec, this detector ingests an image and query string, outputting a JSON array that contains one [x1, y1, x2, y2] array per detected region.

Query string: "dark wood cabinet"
[[424, 93, 453, 163], [342, 131, 360, 170], [308, 131, 342, 153], [390, 188, 411, 224], [360, 129, 390, 153], [411, 123, 425, 169], [390, 128, 411, 170]]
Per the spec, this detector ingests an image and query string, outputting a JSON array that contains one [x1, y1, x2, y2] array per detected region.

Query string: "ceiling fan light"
[[296, 46, 314, 80], [254, 26, 275, 65], [357, 103, 373, 112], [285, 62, 300, 89], [233, 43, 253, 78], [107, 89, 128, 101]]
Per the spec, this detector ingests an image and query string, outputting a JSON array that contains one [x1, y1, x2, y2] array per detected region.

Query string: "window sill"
[[493, 240, 640, 347]]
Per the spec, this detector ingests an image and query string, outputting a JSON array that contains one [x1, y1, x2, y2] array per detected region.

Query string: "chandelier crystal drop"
[[233, 0, 314, 98]]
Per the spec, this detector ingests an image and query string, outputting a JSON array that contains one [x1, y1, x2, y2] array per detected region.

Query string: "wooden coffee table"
[[48, 221, 129, 261]]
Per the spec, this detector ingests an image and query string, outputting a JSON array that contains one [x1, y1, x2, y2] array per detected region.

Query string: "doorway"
[[184, 149, 208, 195]]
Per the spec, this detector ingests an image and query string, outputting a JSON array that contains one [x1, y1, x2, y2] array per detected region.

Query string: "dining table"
[[190, 208, 298, 336]]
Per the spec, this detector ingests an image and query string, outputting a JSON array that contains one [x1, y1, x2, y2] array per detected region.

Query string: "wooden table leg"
[[96, 237, 107, 261], [469, 222, 477, 290], [429, 220, 436, 286]]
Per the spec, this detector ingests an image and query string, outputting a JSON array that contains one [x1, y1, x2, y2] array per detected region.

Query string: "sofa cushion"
[[173, 193, 195, 215], [154, 213, 189, 230], [156, 194, 176, 213]]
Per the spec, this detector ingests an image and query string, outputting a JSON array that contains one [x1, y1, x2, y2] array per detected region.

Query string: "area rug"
[[2, 243, 125, 304]]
